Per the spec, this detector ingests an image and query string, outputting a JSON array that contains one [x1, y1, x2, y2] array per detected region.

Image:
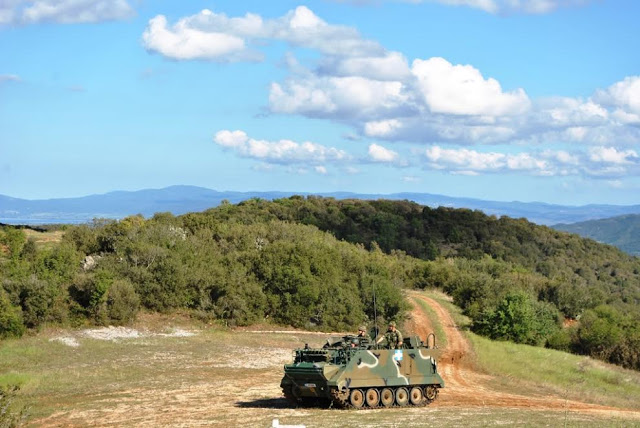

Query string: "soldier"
[[357, 325, 371, 342], [377, 321, 403, 349]]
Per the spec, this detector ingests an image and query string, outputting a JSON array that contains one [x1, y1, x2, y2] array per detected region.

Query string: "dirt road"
[[407, 292, 640, 419]]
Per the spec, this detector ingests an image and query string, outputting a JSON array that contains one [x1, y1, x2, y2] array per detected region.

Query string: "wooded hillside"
[[555, 214, 640, 256], [1, 197, 639, 369]]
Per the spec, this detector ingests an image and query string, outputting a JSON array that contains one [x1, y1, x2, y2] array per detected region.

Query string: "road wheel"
[[350, 389, 364, 408], [409, 386, 423, 405], [365, 388, 379, 408], [380, 388, 394, 407], [395, 387, 409, 406], [424, 385, 438, 401]]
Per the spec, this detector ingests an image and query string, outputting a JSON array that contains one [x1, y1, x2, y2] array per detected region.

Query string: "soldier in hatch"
[[349, 326, 371, 348], [377, 321, 403, 349], [357, 325, 371, 343]]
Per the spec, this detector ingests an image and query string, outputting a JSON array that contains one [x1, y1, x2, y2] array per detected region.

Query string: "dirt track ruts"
[[408, 291, 640, 419]]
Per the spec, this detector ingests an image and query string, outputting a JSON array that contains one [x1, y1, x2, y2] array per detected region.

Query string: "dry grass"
[[22, 229, 64, 249], [1, 295, 639, 427]]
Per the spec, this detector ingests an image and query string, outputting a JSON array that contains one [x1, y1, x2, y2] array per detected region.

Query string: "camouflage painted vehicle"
[[280, 333, 444, 409]]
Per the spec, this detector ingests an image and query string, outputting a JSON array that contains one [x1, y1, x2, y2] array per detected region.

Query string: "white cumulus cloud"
[[368, 143, 399, 163], [143, 6, 383, 62], [270, 75, 409, 120], [270, 57, 640, 146], [364, 119, 403, 138], [425, 146, 507, 171], [142, 13, 258, 62], [588, 146, 639, 165], [421, 145, 640, 178], [158, 6, 639, 148], [318, 52, 411, 81], [593, 76, 640, 125], [1, 0, 135, 25], [214, 130, 249, 148], [214, 130, 350, 165], [412, 57, 531, 116]]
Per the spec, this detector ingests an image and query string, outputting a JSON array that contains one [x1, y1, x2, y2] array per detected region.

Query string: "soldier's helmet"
[[388, 321, 397, 327], [358, 325, 366, 332]]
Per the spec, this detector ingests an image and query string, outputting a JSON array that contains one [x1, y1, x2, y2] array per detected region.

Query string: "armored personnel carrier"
[[280, 333, 444, 409]]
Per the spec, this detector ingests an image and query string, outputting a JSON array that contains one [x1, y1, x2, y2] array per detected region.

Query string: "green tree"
[[0, 288, 25, 339], [474, 292, 560, 346], [576, 305, 624, 360]]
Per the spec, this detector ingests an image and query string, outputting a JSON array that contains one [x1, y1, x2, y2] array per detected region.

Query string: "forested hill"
[[554, 214, 640, 256], [186, 197, 640, 369], [1, 196, 639, 370], [188, 196, 640, 295]]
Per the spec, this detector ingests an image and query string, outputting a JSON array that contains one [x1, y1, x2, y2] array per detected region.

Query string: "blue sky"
[[1, 0, 639, 205]]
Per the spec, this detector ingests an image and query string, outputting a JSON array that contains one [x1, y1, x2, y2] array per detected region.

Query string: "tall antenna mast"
[[372, 281, 378, 350]]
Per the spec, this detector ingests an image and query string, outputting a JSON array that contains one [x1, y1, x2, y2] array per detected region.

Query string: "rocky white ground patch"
[[49, 336, 80, 347], [50, 326, 197, 346]]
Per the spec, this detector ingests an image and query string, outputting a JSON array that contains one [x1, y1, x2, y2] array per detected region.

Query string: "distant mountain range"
[[554, 214, 640, 256], [2, 185, 640, 226]]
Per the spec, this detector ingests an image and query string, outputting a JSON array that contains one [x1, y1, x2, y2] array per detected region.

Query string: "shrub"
[[63, 225, 99, 255], [0, 384, 28, 427], [105, 279, 140, 324], [18, 277, 65, 329], [473, 291, 560, 346], [69, 270, 113, 324], [0, 227, 26, 260], [546, 328, 573, 352], [0, 289, 25, 339]]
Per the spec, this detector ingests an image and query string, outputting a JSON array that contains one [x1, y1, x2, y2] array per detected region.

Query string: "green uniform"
[[358, 332, 372, 343], [384, 329, 403, 349]]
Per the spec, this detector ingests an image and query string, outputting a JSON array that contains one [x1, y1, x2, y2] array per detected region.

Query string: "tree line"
[[1, 196, 639, 370], [0, 215, 409, 335]]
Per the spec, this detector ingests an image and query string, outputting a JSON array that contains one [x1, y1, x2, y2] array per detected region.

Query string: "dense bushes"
[[412, 255, 640, 369], [2, 196, 640, 370], [192, 197, 640, 310], [1, 217, 411, 333], [69, 272, 139, 325], [473, 292, 560, 346], [0, 288, 24, 339], [575, 305, 640, 369], [185, 197, 640, 368]]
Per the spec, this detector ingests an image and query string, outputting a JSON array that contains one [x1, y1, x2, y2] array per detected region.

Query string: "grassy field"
[[425, 289, 640, 411], [1, 294, 640, 427], [22, 228, 64, 249]]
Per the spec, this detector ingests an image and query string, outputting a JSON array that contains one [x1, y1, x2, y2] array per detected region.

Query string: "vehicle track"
[[408, 291, 640, 418]]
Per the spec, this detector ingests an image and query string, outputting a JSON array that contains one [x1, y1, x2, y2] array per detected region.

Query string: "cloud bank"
[[146, 6, 640, 153], [150, 5, 640, 185], [214, 129, 640, 180], [421, 145, 639, 178], [143, 6, 383, 62]]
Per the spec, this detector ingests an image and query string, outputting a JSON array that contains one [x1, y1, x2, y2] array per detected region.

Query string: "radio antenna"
[[372, 281, 378, 349]]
